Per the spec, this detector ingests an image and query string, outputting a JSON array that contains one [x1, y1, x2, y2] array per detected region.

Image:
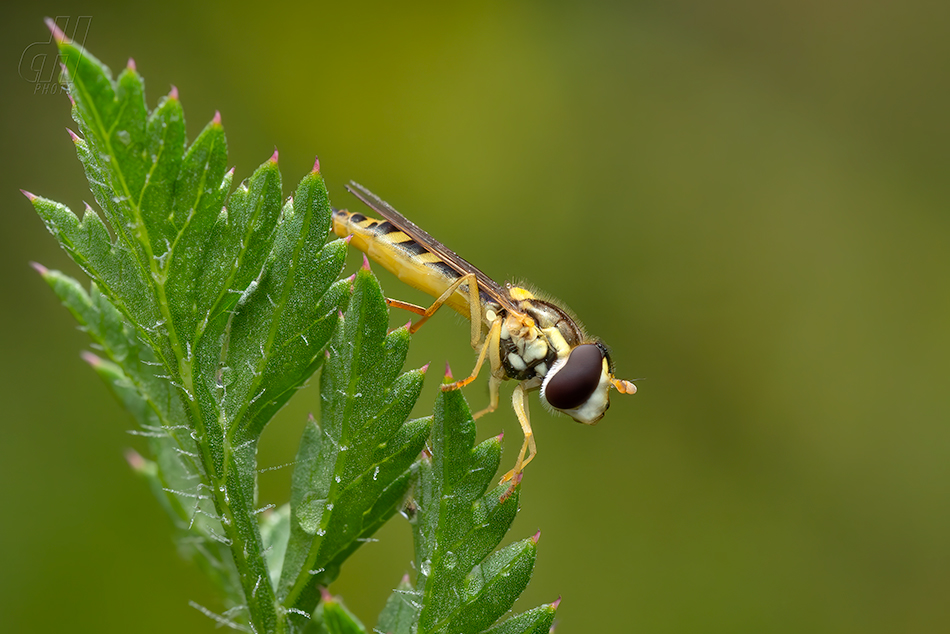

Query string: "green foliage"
[[27, 23, 558, 633], [278, 269, 431, 624], [376, 388, 558, 634]]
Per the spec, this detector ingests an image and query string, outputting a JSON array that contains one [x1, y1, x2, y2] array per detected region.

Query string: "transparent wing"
[[345, 181, 519, 313]]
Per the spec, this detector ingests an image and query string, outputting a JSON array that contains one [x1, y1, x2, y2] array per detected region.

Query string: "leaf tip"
[[169, 84, 179, 100], [126, 57, 136, 72], [269, 147, 279, 164], [29, 261, 48, 275], [312, 155, 321, 173], [80, 350, 103, 367], [124, 448, 146, 472], [551, 596, 562, 610], [45, 17, 67, 44], [212, 110, 222, 125], [66, 127, 80, 143], [532, 529, 541, 544], [20, 188, 36, 202], [343, 234, 354, 245], [361, 253, 372, 271], [401, 572, 411, 585], [319, 586, 334, 604], [421, 361, 431, 373], [444, 361, 454, 381]]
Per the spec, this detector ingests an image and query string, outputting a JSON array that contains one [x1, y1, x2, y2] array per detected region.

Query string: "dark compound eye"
[[545, 344, 605, 410]]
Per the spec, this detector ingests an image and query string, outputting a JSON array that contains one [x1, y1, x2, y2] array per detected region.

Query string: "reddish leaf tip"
[[444, 361, 454, 380], [124, 448, 147, 471], [126, 57, 136, 71], [401, 573, 411, 585], [361, 253, 372, 271], [66, 127, 80, 142], [404, 320, 413, 330], [212, 110, 222, 125], [532, 529, 541, 544], [312, 155, 321, 173], [45, 17, 67, 43], [80, 350, 102, 367], [345, 273, 356, 283], [421, 362, 431, 373], [20, 189, 36, 201], [169, 84, 179, 100], [338, 310, 345, 320], [496, 430, 505, 441], [551, 596, 562, 610], [319, 587, 334, 603], [270, 147, 279, 163], [343, 234, 354, 245], [29, 261, 48, 275]]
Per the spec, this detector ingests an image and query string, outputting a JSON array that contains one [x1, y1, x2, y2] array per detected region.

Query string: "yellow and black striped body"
[[333, 206, 587, 386], [335, 182, 638, 478], [333, 208, 494, 320]]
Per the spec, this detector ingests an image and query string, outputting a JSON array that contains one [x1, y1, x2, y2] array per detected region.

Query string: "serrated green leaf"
[[279, 270, 431, 619], [33, 32, 351, 633], [378, 387, 553, 634], [37, 268, 201, 488]]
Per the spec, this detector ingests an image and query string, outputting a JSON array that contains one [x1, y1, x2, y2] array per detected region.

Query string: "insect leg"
[[385, 298, 428, 316], [403, 273, 479, 336], [473, 377, 502, 420], [441, 317, 501, 392], [473, 324, 504, 419], [499, 381, 538, 483]]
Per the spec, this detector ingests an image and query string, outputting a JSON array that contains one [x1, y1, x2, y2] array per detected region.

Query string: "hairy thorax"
[[491, 286, 585, 383]]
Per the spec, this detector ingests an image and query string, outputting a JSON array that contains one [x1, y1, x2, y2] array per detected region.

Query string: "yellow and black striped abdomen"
[[332, 208, 473, 317]]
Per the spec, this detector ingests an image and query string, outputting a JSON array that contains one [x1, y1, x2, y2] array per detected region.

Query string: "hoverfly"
[[333, 182, 637, 482]]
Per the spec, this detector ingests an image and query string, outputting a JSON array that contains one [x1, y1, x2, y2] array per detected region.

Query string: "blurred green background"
[[3, 1, 948, 632]]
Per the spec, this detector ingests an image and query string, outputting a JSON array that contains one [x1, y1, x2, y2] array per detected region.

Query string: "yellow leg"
[[385, 298, 428, 316], [442, 317, 500, 392], [473, 375, 502, 419], [396, 272, 480, 344], [499, 381, 537, 483]]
